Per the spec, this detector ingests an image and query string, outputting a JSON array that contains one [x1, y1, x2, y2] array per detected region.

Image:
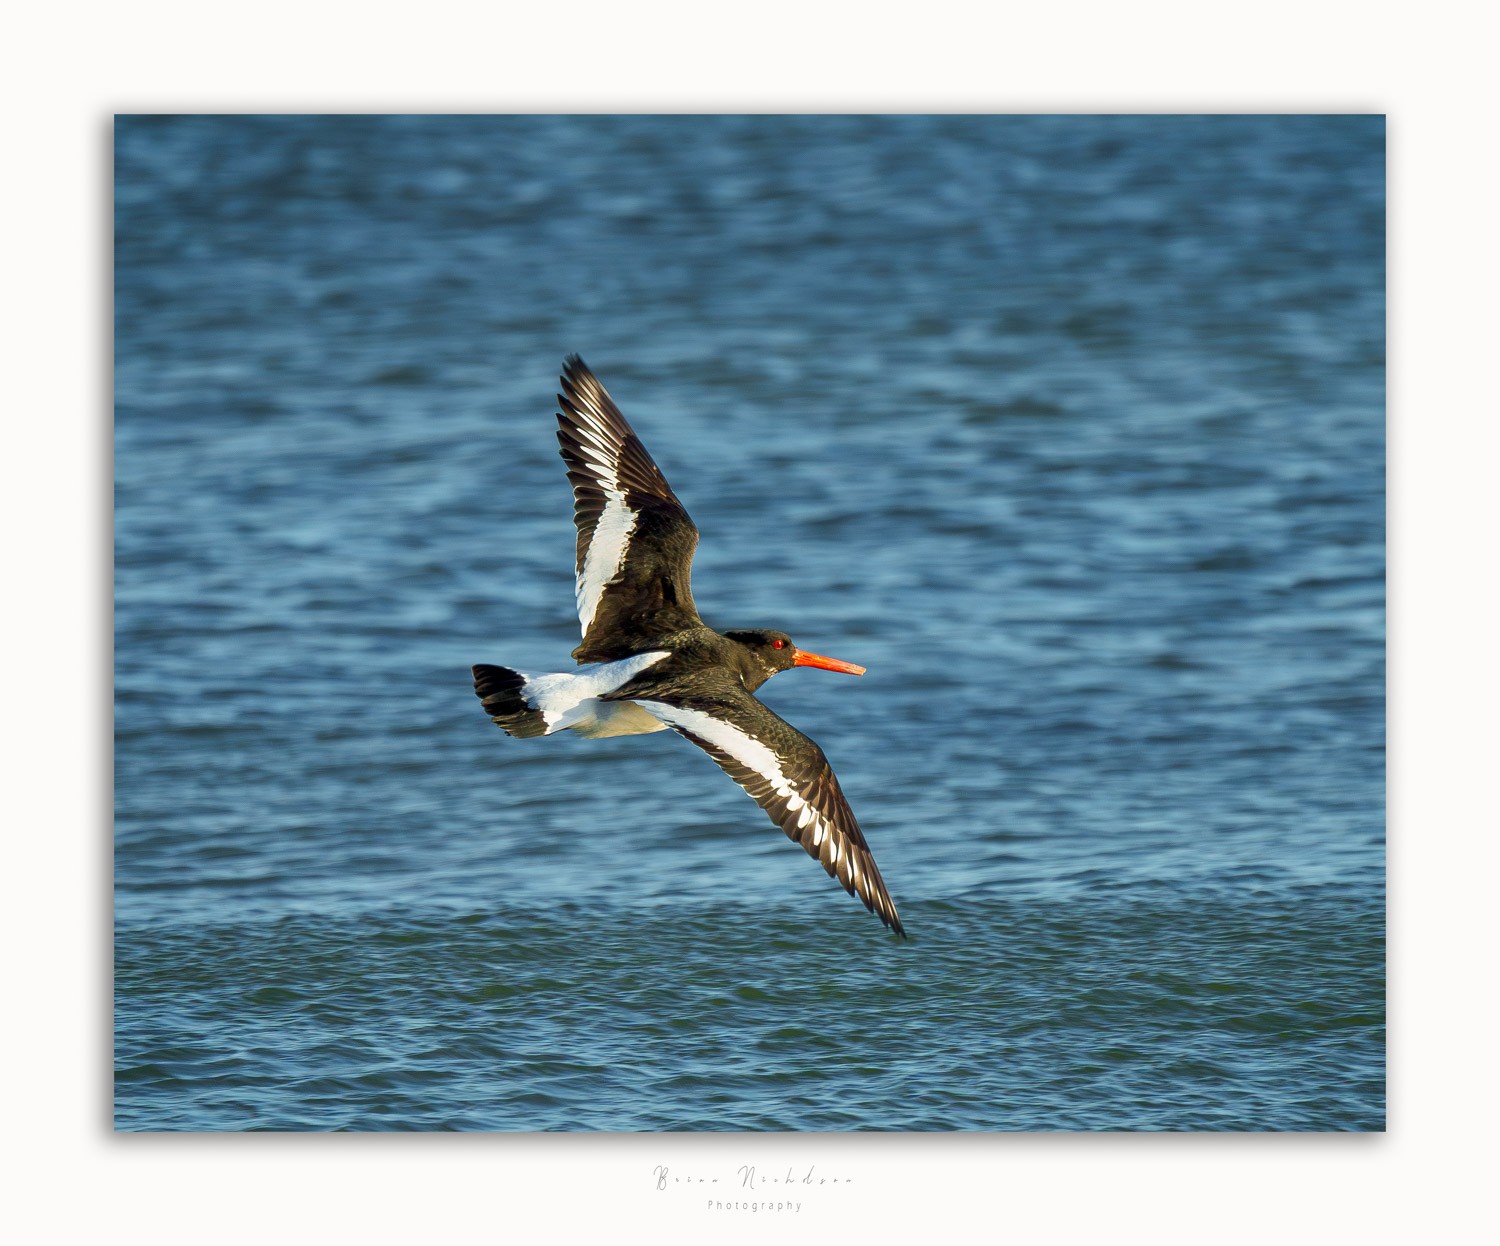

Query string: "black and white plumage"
[[473, 356, 906, 938], [555, 358, 702, 663], [635, 692, 905, 935]]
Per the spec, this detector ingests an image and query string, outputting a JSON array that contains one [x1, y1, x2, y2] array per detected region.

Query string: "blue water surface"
[[115, 114, 1384, 1131]]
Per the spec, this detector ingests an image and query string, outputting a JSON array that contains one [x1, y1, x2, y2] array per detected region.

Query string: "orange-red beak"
[[792, 649, 866, 676]]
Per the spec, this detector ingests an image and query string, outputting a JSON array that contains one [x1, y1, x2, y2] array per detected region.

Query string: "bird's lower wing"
[[634, 691, 906, 937]]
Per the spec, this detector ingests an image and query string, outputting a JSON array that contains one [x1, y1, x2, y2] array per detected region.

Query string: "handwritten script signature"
[[653, 1165, 851, 1191]]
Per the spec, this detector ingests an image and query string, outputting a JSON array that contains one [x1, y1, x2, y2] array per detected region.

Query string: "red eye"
[[772, 639, 785, 650]]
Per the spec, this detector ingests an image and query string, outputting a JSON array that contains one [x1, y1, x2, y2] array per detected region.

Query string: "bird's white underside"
[[518, 651, 670, 738]]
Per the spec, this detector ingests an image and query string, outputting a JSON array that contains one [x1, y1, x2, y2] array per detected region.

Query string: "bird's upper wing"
[[632, 688, 906, 937], [556, 356, 703, 662]]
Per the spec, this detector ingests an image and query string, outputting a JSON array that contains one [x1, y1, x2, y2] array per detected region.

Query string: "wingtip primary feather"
[[561, 354, 596, 392]]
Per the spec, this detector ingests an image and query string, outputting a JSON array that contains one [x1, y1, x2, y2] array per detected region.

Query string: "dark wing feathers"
[[637, 692, 906, 937], [555, 356, 702, 661], [557, 356, 679, 501]]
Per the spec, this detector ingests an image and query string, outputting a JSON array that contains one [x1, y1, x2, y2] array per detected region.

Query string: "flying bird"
[[473, 356, 905, 937]]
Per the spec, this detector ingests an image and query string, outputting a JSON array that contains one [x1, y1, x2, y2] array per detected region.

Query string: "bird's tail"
[[472, 665, 549, 738]]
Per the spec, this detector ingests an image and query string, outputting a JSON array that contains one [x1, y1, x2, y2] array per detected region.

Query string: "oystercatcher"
[[473, 356, 905, 937]]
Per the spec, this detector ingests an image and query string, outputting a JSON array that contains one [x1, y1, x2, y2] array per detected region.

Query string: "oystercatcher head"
[[471, 356, 906, 937], [721, 629, 867, 690]]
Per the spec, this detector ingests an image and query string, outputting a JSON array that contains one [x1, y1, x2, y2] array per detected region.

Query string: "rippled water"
[[115, 114, 1384, 1131]]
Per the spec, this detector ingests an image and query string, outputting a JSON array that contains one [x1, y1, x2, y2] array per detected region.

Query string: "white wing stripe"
[[569, 419, 636, 638], [636, 702, 816, 824], [636, 698, 900, 933], [576, 487, 637, 635]]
